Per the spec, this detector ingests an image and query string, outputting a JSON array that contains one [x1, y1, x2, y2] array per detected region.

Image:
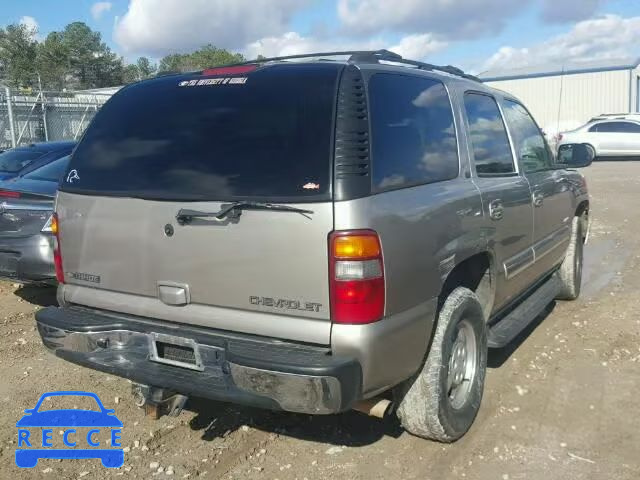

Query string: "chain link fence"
[[0, 85, 116, 150]]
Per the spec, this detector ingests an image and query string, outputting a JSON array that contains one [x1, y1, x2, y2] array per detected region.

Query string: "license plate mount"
[[148, 332, 204, 371]]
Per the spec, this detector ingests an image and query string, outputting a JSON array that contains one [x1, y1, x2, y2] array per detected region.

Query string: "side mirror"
[[557, 143, 595, 168]]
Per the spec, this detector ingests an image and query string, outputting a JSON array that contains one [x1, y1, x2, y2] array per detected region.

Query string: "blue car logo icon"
[[16, 391, 123, 468]]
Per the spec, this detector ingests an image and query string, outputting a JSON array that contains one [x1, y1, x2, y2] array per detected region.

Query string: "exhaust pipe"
[[353, 397, 393, 418]]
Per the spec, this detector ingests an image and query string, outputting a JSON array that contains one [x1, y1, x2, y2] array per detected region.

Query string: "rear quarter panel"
[[332, 179, 486, 395], [334, 178, 486, 315]]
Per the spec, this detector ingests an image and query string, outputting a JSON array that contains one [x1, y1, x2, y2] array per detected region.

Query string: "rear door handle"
[[489, 199, 504, 220], [532, 190, 544, 207]]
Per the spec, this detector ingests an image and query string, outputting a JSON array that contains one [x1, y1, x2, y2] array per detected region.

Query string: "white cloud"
[[114, 0, 308, 56], [244, 32, 345, 59], [244, 31, 446, 60], [540, 0, 607, 23], [482, 14, 640, 71], [337, 0, 526, 39], [19, 15, 38, 38], [91, 2, 113, 20], [388, 34, 447, 60]]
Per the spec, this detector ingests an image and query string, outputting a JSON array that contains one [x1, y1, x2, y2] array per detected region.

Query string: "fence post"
[[4, 86, 16, 148], [38, 74, 49, 141]]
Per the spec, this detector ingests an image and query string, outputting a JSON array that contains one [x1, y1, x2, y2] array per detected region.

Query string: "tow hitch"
[[131, 383, 189, 419]]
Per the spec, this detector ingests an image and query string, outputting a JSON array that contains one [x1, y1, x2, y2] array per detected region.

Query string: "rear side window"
[[590, 121, 640, 133], [501, 99, 553, 173], [0, 150, 48, 173], [369, 74, 458, 192], [63, 64, 341, 201], [463, 93, 515, 176]]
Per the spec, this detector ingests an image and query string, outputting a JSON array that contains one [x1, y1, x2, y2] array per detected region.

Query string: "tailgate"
[[54, 63, 342, 345], [57, 192, 334, 344]]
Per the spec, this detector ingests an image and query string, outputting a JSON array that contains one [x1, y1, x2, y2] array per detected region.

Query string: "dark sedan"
[[0, 141, 75, 181], [0, 155, 70, 283]]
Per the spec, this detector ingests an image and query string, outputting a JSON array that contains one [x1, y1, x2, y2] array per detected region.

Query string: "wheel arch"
[[438, 251, 496, 321], [575, 199, 589, 243]]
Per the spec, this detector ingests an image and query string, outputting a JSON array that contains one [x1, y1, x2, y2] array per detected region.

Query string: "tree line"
[[0, 21, 247, 91]]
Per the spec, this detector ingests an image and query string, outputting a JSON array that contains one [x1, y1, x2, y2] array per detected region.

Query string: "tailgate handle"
[[157, 282, 190, 306]]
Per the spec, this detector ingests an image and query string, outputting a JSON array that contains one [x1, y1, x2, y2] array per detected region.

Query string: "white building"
[[480, 58, 640, 136]]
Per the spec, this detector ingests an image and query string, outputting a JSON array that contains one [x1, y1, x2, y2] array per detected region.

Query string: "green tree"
[[158, 45, 244, 73], [136, 56, 156, 78], [36, 31, 69, 90], [0, 23, 38, 88], [122, 57, 157, 84], [123, 63, 140, 84], [37, 22, 124, 89]]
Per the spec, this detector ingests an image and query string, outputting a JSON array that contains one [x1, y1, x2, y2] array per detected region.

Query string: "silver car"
[[35, 50, 592, 442], [558, 115, 640, 158]]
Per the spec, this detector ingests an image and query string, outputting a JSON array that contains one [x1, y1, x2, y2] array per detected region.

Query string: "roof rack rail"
[[594, 113, 637, 117], [228, 49, 481, 83]]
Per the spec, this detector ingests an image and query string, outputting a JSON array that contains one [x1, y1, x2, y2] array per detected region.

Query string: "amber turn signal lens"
[[333, 234, 381, 259], [50, 214, 58, 235]]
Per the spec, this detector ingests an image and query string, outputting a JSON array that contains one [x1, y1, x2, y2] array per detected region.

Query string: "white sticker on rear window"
[[178, 77, 248, 87]]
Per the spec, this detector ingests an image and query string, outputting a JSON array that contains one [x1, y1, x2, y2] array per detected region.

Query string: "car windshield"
[[24, 155, 70, 182], [63, 63, 340, 202], [36, 394, 101, 412], [0, 149, 48, 173]]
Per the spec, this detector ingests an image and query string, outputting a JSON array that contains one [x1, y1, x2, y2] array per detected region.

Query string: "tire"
[[556, 216, 583, 300], [396, 287, 488, 442]]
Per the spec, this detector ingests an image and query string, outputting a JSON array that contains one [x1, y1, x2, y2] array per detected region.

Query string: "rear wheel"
[[396, 287, 488, 442], [556, 216, 583, 300]]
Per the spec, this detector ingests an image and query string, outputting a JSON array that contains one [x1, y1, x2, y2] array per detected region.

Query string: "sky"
[[3, 0, 640, 74]]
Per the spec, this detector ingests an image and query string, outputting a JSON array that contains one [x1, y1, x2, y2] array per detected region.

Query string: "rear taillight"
[[51, 213, 64, 283], [329, 230, 384, 324], [557, 133, 563, 142], [0, 190, 20, 198]]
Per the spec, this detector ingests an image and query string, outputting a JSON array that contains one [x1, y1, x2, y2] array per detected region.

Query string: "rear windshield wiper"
[[176, 201, 314, 225]]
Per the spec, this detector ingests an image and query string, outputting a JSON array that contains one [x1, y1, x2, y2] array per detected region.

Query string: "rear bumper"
[[0, 233, 55, 283], [35, 306, 362, 415]]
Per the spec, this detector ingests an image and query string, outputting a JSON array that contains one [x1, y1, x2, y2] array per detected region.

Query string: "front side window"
[[501, 99, 553, 173], [369, 74, 458, 192], [463, 93, 515, 175]]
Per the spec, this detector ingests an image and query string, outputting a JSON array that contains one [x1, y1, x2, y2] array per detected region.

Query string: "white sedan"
[[558, 117, 640, 158]]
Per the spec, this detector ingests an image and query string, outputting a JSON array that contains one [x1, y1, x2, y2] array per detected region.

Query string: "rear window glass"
[[62, 64, 340, 201], [24, 155, 70, 182], [0, 149, 47, 173], [369, 74, 458, 191]]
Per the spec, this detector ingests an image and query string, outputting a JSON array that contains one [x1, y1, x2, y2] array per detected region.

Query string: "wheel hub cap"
[[447, 319, 478, 409]]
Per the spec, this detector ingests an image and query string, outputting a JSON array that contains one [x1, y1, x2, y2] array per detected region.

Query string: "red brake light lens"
[[330, 230, 385, 324], [201, 65, 257, 76], [0, 190, 20, 198], [52, 213, 64, 283]]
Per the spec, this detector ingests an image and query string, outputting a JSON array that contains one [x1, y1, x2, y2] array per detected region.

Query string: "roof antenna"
[[555, 64, 565, 143]]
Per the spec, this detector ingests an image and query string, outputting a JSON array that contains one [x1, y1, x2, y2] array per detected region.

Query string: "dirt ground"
[[1, 161, 639, 480]]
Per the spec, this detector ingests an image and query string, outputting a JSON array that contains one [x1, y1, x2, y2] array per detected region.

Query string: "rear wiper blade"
[[176, 201, 314, 225]]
